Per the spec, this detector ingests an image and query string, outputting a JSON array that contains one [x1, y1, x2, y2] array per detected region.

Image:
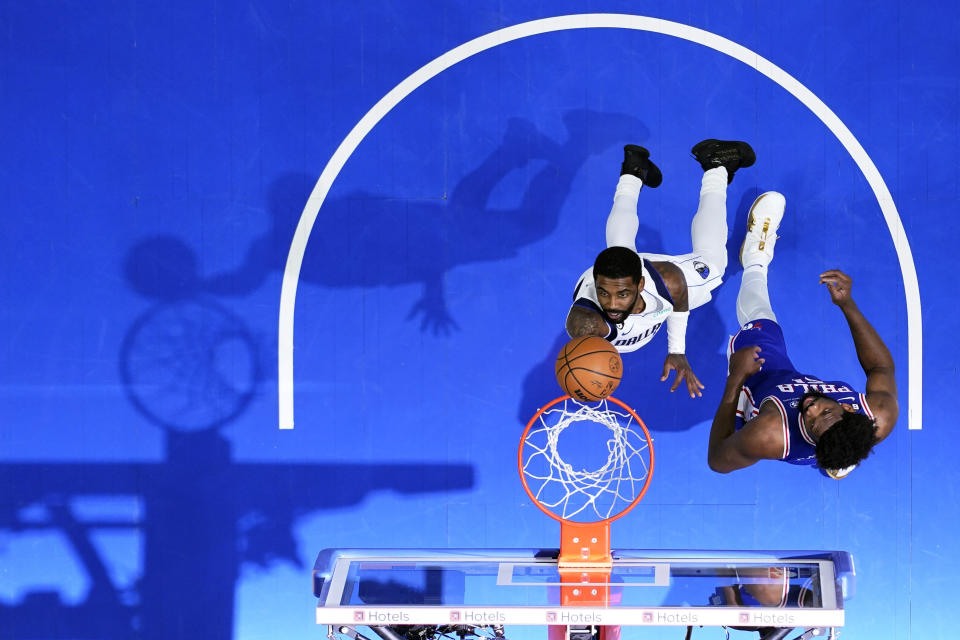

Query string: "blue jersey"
[[729, 320, 875, 467]]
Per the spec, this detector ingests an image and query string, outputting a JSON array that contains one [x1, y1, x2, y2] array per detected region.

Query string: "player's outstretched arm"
[[651, 261, 704, 398], [661, 353, 704, 398], [708, 346, 783, 472], [565, 305, 610, 339], [820, 269, 899, 441]]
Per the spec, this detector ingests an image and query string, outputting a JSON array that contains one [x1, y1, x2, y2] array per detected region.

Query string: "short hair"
[[593, 247, 643, 284], [815, 412, 878, 471]]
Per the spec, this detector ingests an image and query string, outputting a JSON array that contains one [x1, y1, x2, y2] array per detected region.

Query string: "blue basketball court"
[[0, 2, 955, 639]]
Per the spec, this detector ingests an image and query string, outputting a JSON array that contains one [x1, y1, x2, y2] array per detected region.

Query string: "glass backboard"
[[314, 548, 854, 629]]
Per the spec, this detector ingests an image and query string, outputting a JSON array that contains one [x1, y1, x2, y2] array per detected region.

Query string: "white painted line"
[[280, 14, 920, 430]]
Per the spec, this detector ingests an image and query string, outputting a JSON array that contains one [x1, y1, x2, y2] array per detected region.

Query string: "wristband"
[[666, 311, 689, 354]]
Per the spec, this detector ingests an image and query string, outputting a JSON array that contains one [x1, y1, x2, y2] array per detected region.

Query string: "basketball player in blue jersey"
[[566, 139, 755, 398], [708, 193, 898, 478]]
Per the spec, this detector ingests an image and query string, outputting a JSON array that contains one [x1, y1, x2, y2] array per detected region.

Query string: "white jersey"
[[570, 259, 675, 353]]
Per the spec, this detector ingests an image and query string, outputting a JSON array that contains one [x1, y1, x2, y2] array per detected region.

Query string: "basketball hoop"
[[518, 395, 654, 608]]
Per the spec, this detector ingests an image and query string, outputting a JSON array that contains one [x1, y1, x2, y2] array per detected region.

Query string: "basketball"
[[555, 336, 623, 402]]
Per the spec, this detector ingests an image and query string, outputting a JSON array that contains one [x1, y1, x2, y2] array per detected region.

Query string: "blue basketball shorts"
[[727, 319, 796, 373]]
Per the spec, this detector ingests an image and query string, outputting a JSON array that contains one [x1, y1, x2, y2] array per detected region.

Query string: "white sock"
[[690, 167, 729, 273], [605, 174, 642, 250], [737, 266, 777, 326]]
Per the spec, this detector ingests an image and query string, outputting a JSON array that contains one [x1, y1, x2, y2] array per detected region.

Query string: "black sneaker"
[[690, 139, 755, 183], [620, 144, 662, 188]]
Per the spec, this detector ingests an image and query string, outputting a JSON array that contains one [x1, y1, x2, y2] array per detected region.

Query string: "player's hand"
[[661, 353, 705, 398], [819, 269, 854, 308], [729, 346, 765, 380]]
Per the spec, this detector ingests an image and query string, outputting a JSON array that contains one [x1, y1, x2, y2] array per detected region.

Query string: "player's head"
[[801, 391, 878, 470], [815, 412, 878, 470], [593, 247, 644, 324], [594, 247, 644, 283]]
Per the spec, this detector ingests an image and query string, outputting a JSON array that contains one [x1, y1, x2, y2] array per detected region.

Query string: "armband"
[[666, 311, 689, 354]]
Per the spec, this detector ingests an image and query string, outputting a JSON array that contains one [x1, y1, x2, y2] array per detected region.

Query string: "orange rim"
[[517, 395, 655, 524]]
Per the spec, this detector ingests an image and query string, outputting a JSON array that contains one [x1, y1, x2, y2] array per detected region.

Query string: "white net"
[[520, 397, 653, 523]]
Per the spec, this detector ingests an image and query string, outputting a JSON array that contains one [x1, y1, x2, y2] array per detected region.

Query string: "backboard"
[[314, 548, 854, 629]]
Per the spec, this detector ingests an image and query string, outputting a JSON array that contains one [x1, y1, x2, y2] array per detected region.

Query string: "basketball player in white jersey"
[[567, 139, 755, 398]]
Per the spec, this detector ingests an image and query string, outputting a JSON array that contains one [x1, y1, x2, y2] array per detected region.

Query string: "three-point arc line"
[[278, 14, 922, 430]]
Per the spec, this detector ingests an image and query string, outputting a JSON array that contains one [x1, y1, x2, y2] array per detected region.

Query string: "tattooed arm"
[[565, 305, 611, 339]]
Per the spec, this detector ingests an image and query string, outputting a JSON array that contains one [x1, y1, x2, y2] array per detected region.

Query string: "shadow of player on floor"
[[206, 109, 649, 334]]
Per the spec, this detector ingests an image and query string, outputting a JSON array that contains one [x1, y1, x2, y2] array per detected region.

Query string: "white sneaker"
[[740, 191, 785, 268], [825, 464, 856, 479]]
